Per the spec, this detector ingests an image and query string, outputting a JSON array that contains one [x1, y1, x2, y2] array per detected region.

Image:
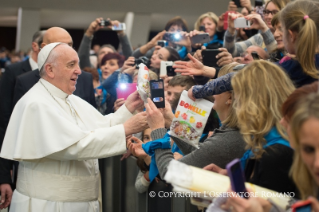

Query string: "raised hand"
[[216, 48, 234, 67], [245, 14, 268, 33], [85, 17, 104, 37], [123, 112, 148, 136], [121, 57, 136, 72], [145, 98, 165, 131], [128, 137, 148, 159]]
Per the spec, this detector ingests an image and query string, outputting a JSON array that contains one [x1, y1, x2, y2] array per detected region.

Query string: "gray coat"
[[152, 125, 247, 179]]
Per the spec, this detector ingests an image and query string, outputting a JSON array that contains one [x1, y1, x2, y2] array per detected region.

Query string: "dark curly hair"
[[100, 52, 125, 68]]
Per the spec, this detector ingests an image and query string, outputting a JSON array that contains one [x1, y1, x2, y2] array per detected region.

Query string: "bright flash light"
[[174, 33, 181, 40], [119, 84, 127, 90]]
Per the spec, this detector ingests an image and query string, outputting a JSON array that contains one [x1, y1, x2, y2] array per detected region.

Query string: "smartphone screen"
[[112, 23, 126, 31], [202, 49, 221, 68], [295, 205, 312, 212], [150, 80, 165, 108]]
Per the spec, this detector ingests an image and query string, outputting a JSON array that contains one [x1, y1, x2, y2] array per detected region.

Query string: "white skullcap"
[[37, 42, 62, 70]]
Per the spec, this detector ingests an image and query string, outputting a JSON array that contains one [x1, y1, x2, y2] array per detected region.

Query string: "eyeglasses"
[[240, 52, 249, 58], [263, 10, 279, 16]]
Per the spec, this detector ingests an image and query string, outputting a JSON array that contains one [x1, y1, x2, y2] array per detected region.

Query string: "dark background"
[[0, 26, 159, 52]]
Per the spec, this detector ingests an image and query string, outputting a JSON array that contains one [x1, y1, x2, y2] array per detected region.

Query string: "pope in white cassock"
[[0, 42, 148, 212]]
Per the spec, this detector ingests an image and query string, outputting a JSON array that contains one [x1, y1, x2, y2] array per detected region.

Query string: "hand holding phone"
[[163, 32, 182, 43], [190, 33, 210, 44], [234, 17, 251, 28], [160, 61, 176, 77], [99, 19, 111, 27], [226, 159, 248, 198], [201, 49, 222, 68]]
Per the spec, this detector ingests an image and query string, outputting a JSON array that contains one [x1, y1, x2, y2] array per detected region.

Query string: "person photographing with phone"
[[133, 16, 192, 59], [224, 0, 290, 57]]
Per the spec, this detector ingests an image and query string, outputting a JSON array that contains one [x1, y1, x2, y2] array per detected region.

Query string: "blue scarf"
[[142, 133, 171, 182], [203, 34, 224, 47], [178, 46, 188, 59], [240, 127, 291, 169], [142, 132, 208, 182]]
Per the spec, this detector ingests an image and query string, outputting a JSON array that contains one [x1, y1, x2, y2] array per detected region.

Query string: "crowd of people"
[[0, 0, 319, 211]]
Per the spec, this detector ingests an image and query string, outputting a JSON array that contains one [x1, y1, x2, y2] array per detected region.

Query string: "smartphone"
[[163, 32, 182, 43], [201, 49, 221, 68], [232, 0, 241, 8], [160, 61, 176, 77], [292, 200, 312, 212], [157, 40, 168, 47], [150, 79, 165, 108], [234, 17, 251, 28], [190, 33, 210, 44], [99, 19, 111, 27], [251, 52, 260, 60], [224, 11, 236, 30], [255, 0, 263, 7], [226, 159, 248, 198], [112, 23, 126, 31], [199, 25, 205, 32], [116, 83, 137, 100]]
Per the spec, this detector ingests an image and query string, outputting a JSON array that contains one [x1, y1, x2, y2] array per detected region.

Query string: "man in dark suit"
[[0, 27, 97, 209], [0, 30, 45, 209]]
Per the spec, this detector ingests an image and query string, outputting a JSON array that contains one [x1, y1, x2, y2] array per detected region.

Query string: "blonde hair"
[[194, 12, 218, 31], [231, 61, 295, 158], [290, 93, 319, 199], [279, 0, 319, 79], [218, 63, 240, 128]]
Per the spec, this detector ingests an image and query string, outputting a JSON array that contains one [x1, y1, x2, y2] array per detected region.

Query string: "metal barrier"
[[99, 156, 200, 212]]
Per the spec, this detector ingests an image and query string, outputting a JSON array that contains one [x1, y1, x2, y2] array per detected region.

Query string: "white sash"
[[16, 165, 99, 202]]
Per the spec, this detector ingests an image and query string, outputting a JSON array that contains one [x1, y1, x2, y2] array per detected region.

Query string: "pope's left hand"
[[126, 90, 144, 113], [145, 98, 165, 131]]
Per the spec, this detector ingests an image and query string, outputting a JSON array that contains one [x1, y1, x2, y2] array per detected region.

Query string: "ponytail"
[[297, 17, 318, 79], [280, 0, 319, 79]]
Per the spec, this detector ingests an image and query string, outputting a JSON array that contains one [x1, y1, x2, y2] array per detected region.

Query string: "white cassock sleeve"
[[1, 90, 134, 160], [47, 124, 127, 161], [46, 104, 133, 160]]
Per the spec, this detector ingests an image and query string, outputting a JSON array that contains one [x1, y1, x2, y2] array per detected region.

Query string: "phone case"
[[201, 50, 221, 68], [291, 200, 312, 212], [160, 61, 174, 76], [234, 18, 251, 28], [190, 33, 210, 44], [150, 80, 165, 108], [226, 159, 247, 193], [116, 83, 137, 100]]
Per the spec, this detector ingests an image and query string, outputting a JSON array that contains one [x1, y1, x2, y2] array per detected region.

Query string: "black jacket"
[[13, 70, 97, 107], [0, 60, 32, 149]]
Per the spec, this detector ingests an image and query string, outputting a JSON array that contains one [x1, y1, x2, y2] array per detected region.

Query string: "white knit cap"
[[37, 42, 62, 70]]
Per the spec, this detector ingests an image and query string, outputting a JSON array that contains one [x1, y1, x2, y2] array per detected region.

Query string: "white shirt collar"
[[40, 78, 69, 99], [29, 57, 38, 71]]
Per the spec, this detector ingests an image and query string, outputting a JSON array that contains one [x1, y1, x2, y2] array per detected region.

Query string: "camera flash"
[[119, 84, 127, 90], [174, 33, 181, 39]]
